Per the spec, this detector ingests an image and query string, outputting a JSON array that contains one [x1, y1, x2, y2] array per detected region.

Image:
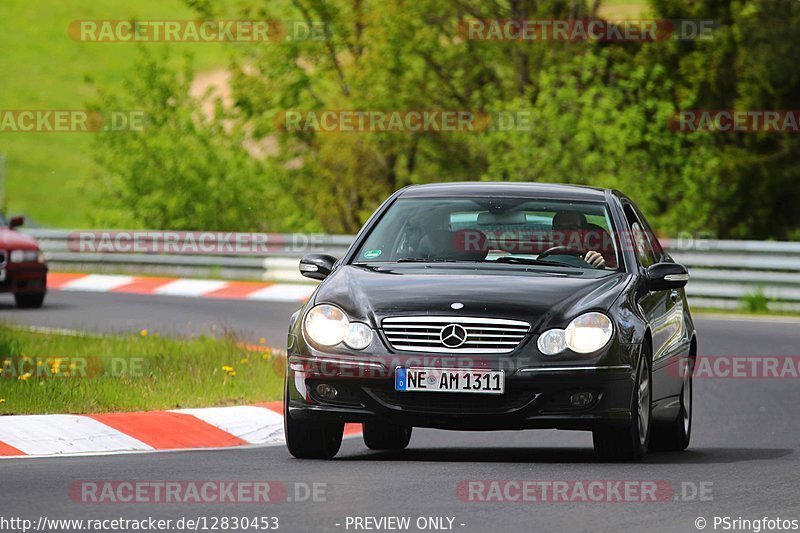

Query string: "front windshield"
[[353, 197, 621, 271]]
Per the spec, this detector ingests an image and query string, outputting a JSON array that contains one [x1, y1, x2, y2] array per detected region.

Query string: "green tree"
[[91, 0, 800, 239], [91, 48, 310, 231]]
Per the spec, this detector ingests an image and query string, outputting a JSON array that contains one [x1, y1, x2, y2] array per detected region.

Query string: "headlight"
[[304, 305, 349, 346], [537, 312, 613, 355], [565, 312, 614, 353], [303, 304, 372, 350], [537, 329, 566, 355], [9, 250, 41, 263], [344, 322, 372, 350]]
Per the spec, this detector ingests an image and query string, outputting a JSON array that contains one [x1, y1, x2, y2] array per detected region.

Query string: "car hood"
[[314, 264, 632, 331], [0, 229, 39, 250]]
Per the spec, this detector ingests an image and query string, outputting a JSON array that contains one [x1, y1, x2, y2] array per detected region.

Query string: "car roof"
[[397, 182, 610, 202]]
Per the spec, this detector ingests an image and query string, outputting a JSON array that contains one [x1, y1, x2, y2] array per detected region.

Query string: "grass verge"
[[0, 324, 284, 415], [0, 0, 231, 227]]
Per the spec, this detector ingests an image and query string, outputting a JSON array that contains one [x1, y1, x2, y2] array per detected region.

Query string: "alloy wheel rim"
[[637, 363, 650, 446], [682, 363, 692, 435]]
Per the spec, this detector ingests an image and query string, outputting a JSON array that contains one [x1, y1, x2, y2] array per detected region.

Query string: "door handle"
[[670, 290, 679, 303]]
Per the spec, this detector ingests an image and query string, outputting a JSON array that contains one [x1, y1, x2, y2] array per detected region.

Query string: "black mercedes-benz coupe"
[[284, 182, 697, 461]]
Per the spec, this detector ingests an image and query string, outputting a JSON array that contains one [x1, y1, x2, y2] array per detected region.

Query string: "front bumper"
[[285, 351, 639, 432], [0, 262, 47, 294]]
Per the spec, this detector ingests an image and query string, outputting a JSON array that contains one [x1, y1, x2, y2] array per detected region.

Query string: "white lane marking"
[[51, 274, 315, 302], [172, 406, 285, 445], [246, 284, 315, 302], [153, 279, 229, 297], [0, 409, 362, 460], [0, 415, 153, 456], [59, 274, 134, 292], [0, 437, 370, 460], [12, 325, 106, 338]]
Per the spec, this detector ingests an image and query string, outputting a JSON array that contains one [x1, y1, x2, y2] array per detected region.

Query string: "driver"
[[550, 211, 607, 269]]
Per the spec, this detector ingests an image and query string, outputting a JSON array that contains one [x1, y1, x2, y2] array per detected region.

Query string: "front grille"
[[366, 387, 537, 414], [381, 316, 530, 353]]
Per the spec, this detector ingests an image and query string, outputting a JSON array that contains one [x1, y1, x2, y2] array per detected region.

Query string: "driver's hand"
[[584, 251, 606, 269]]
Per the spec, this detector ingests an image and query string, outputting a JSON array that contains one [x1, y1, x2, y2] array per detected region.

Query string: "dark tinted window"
[[623, 204, 656, 268], [354, 197, 622, 271], [632, 204, 665, 259]]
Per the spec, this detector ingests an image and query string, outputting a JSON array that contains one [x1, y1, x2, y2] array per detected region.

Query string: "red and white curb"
[[47, 273, 316, 302], [0, 402, 360, 459]]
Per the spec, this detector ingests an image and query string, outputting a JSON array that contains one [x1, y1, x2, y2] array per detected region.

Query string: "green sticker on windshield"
[[363, 249, 382, 259]]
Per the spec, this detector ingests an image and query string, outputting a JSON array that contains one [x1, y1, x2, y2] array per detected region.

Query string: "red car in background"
[[0, 215, 47, 308]]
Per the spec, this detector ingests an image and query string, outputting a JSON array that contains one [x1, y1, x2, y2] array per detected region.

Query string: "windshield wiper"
[[396, 257, 458, 263], [491, 257, 576, 268]]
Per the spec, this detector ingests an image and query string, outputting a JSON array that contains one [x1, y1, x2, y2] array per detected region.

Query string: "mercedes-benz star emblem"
[[440, 324, 468, 348]]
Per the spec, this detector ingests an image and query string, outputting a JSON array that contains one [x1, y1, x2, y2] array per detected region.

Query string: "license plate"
[[395, 367, 505, 394]]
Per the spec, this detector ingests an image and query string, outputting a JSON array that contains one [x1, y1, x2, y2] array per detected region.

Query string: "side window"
[[632, 204, 665, 259], [623, 204, 656, 268]]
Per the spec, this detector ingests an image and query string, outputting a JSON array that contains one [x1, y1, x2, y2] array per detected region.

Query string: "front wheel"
[[593, 344, 652, 461], [363, 422, 412, 450], [15, 292, 45, 309], [651, 356, 693, 451], [284, 408, 344, 459]]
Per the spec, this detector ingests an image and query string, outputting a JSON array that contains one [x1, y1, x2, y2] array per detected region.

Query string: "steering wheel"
[[538, 246, 585, 259]]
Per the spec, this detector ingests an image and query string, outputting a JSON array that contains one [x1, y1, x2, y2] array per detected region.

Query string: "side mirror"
[[8, 216, 24, 229], [299, 254, 337, 281], [646, 262, 689, 291]]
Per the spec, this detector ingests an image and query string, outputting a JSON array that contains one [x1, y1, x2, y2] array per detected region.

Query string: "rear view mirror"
[[645, 262, 689, 291], [8, 215, 24, 229], [299, 254, 337, 280]]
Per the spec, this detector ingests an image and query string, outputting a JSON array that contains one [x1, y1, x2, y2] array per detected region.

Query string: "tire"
[[651, 356, 693, 451], [593, 342, 652, 461], [284, 406, 344, 459], [14, 292, 45, 309], [363, 422, 412, 450]]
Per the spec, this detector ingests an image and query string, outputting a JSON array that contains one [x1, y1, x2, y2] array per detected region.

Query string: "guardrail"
[[22, 229, 800, 311], [24, 229, 354, 283], [663, 238, 800, 312]]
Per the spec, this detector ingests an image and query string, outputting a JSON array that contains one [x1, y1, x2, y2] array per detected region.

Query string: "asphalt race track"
[[2, 290, 800, 532], [0, 290, 299, 346]]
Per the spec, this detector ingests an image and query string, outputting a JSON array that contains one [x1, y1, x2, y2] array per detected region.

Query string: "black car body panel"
[[314, 264, 630, 332]]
